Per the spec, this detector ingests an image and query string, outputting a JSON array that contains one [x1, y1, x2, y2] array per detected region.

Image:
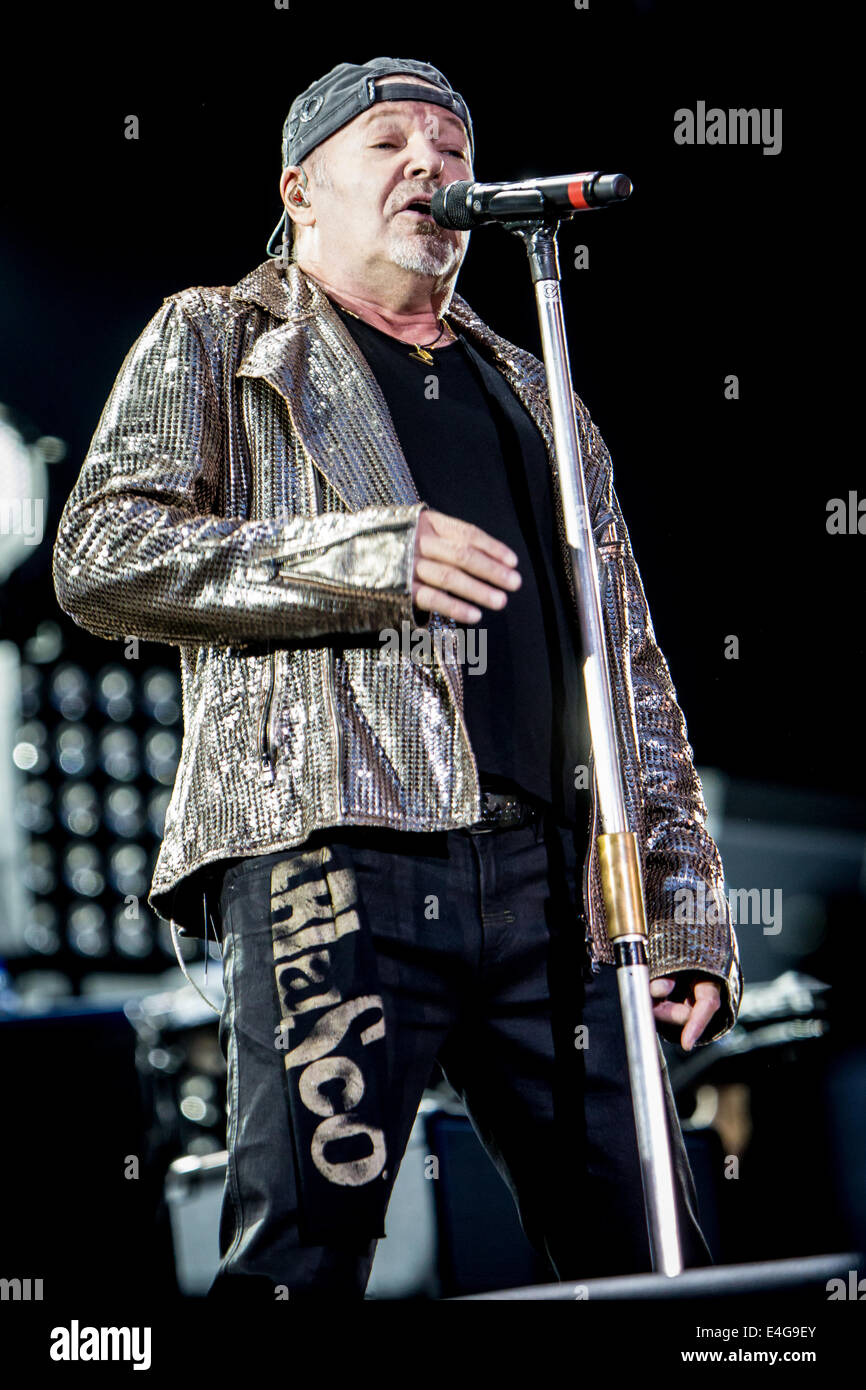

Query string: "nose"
[[403, 133, 445, 182]]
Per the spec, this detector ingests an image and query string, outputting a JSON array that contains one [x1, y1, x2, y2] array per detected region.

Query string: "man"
[[53, 57, 742, 1300]]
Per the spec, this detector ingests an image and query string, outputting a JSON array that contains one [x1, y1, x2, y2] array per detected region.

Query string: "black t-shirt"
[[331, 300, 591, 831]]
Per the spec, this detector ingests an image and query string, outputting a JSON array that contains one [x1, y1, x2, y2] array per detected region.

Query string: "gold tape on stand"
[[597, 831, 648, 941]]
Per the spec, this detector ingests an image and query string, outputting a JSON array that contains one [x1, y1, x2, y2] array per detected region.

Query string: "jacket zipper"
[[259, 650, 277, 781], [326, 648, 344, 819], [325, 628, 477, 826], [435, 620, 481, 819]]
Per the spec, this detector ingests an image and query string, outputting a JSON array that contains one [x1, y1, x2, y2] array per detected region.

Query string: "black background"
[[1, 0, 863, 1353], [0, 0, 855, 797]]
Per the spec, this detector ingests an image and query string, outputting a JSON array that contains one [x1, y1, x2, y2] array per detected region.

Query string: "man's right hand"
[[412, 508, 522, 624]]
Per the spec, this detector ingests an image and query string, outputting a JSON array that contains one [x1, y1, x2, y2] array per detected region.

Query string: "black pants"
[[207, 809, 711, 1300]]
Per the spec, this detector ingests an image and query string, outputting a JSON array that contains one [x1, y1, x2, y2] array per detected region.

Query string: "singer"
[[53, 56, 742, 1301]]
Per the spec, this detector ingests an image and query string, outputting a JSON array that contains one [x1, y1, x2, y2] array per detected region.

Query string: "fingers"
[[650, 977, 675, 999], [679, 997, 717, 1050], [652, 981, 722, 1050], [651, 999, 692, 1027], [413, 556, 519, 621], [412, 584, 483, 625], [417, 529, 521, 597], [423, 510, 519, 569], [413, 512, 522, 623], [681, 983, 721, 1050]]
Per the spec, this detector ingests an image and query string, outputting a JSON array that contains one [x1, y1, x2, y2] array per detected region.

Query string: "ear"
[[279, 166, 315, 228], [279, 165, 301, 203]]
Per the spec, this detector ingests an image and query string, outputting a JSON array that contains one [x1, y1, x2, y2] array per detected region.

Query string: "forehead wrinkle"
[[359, 104, 467, 137]]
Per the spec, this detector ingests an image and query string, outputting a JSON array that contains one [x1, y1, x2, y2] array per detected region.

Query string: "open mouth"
[[397, 199, 434, 219]]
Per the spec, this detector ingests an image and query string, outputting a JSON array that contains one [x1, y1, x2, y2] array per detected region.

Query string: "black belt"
[[467, 788, 546, 834]]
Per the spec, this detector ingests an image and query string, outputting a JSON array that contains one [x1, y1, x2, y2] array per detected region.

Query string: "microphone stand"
[[502, 207, 685, 1275]]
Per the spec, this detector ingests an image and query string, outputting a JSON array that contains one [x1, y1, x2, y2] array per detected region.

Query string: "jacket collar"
[[231, 259, 561, 512], [231, 258, 545, 370]]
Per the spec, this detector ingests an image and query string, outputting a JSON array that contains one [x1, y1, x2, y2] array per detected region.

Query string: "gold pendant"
[[409, 346, 435, 364]]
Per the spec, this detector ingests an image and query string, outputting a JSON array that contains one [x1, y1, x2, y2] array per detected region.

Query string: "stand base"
[[446, 1251, 864, 1300]]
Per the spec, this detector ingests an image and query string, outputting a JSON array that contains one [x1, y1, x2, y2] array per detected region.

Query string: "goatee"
[[388, 225, 459, 277]]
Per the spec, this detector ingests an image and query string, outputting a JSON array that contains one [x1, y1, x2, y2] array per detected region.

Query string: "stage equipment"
[[435, 168, 690, 1276], [448, 1251, 863, 1300]]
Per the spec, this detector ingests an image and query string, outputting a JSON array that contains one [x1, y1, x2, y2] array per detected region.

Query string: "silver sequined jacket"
[[53, 258, 742, 1043]]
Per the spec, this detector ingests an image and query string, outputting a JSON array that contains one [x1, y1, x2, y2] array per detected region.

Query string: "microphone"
[[431, 171, 632, 229]]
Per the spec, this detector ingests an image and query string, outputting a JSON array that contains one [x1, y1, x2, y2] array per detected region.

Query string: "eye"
[[371, 140, 467, 158]]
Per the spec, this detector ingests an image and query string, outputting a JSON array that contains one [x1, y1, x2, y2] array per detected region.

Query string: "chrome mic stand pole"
[[503, 184, 684, 1274]]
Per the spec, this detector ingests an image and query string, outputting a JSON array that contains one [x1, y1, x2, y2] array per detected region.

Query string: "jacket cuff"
[[264, 499, 429, 639], [392, 502, 434, 631]]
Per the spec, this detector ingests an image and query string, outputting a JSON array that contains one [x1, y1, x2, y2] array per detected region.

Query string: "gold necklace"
[[334, 299, 456, 363]]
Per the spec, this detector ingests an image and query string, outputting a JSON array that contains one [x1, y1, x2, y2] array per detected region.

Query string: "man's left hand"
[[650, 973, 721, 1050]]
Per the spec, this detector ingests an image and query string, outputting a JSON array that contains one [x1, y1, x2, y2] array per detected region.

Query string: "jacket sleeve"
[[52, 298, 426, 646], [580, 406, 743, 1043]]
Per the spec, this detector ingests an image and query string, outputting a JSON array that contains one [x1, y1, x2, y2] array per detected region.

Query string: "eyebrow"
[[361, 107, 468, 140]]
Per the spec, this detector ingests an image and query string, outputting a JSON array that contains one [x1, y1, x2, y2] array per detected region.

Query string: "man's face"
[[294, 76, 473, 282]]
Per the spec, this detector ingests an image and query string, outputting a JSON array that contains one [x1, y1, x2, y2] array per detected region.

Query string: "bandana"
[[266, 55, 474, 260]]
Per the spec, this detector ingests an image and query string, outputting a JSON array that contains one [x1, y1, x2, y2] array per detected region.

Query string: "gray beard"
[[386, 225, 461, 277]]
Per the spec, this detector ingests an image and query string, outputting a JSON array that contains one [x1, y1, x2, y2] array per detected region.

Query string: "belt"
[[467, 788, 545, 834]]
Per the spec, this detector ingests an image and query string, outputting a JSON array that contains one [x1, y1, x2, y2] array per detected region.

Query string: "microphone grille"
[[431, 182, 474, 230]]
